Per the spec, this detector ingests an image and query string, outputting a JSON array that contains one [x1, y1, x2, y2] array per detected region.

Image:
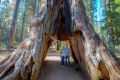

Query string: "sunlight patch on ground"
[[45, 56, 61, 61], [0, 53, 9, 60], [45, 56, 74, 63]]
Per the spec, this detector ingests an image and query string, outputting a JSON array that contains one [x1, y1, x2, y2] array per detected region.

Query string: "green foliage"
[[13, 40, 20, 48], [106, 0, 120, 47], [96, 71, 100, 80], [83, 0, 120, 52], [0, 0, 119, 51], [0, 0, 11, 47], [60, 41, 66, 51], [0, 0, 41, 48], [82, 0, 93, 23], [0, 42, 6, 48]]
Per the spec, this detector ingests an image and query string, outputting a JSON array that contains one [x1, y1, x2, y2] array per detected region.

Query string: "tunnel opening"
[[39, 39, 88, 80]]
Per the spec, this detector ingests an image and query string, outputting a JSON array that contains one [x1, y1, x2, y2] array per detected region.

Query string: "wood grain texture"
[[0, 0, 120, 80]]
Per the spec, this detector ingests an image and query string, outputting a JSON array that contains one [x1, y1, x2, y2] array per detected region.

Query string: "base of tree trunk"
[[0, 0, 120, 80]]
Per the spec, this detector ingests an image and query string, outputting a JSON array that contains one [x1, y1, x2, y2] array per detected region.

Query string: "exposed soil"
[[38, 50, 87, 80]]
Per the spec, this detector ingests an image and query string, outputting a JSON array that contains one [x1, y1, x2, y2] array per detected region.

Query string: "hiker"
[[60, 44, 70, 66]]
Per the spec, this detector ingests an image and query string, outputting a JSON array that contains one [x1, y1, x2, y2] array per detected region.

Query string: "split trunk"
[[0, 0, 120, 80]]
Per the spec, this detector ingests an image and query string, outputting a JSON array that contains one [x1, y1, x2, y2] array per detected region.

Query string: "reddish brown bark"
[[69, 0, 120, 80], [0, 0, 120, 80]]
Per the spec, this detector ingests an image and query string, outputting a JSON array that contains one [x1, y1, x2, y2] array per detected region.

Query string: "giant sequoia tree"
[[7, 0, 20, 48], [0, 0, 120, 80]]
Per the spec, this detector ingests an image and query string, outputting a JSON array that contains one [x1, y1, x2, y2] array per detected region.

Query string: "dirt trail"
[[38, 50, 87, 80]]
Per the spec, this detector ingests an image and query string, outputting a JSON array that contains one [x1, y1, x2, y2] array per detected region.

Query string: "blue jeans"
[[61, 56, 65, 65], [61, 56, 70, 65], [66, 56, 70, 65]]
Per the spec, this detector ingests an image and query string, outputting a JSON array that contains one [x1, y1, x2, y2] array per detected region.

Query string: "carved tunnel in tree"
[[0, 0, 120, 80], [44, 0, 72, 40]]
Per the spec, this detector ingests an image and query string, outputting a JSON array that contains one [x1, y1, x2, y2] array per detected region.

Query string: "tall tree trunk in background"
[[0, 27, 3, 47], [7, 0, 20, 48], [20, 0, 28, 42], [0, 0, 120, 80], [0, 0, 1, 45], [0, 0, 2, 43], [20, 16, 25, 42], [108, 0, 115, 51], [56, 41, 61, 50], [34, 0, 40, 17]]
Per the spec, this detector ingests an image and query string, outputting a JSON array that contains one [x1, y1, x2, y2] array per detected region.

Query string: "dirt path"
[[38, 50, 86, 80]]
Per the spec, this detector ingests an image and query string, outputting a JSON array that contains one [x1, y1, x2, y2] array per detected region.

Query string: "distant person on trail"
[[60, 44, 70, 66]]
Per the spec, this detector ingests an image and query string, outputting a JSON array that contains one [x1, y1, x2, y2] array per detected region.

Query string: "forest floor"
[[0, 49, 119, 80], [38, 50, 88, 80], [0, 52, 9, 60]]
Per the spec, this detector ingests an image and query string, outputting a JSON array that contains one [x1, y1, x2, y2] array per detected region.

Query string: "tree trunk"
[[20, 0, 28, 42], [0, 0, 120, 80], [20, 16, 25, 43], [0, 0, 55, 79], [0, 26, 3, 47], [70, 0, 120, 80], [7, 0, 20, 48], [108, 0, 115, 51], [34, 0, 40, 17]]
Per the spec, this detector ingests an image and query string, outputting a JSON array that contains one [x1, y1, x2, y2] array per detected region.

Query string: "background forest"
[[0, 0, 120, 55], [0, 0, 40, 48]]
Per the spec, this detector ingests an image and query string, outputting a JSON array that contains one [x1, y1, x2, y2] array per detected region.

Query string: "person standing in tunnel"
[[60, 43, 70, 66]]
